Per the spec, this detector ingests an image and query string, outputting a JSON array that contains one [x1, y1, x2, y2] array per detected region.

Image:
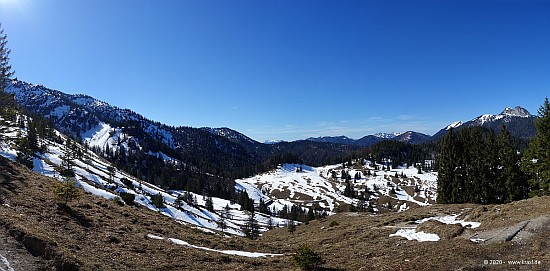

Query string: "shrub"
[[150, 193, 164, 209], [120, 192, 135, 205], [121, 178, 134, 189], [52, 177, 80, 206], [287, 220, 296, 234], [292, 244, 325, 270], [329, 220, 339, 227]]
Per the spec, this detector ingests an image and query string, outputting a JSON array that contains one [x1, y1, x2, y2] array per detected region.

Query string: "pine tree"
[[258, 198, 270, 215], [151, 192, 165, 209], [52, 177, 80, 207], [522, 97, 550, 196], [174, 194, 184, 209], [497, 124, 527, 202], [437, 128, 458, 204], [61, 137, 76, 175], [241, 212, 260, 239], [205, 195, 214, 211], [0, 24, 16, 118], [0, 24, 14, 93], [292, 244, 324, 271]]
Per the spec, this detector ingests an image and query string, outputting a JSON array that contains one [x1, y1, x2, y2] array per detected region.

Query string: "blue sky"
[[1, 0, 549, 142]]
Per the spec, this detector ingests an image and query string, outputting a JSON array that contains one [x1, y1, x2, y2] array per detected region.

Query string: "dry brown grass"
[[0, 157, 293, 270], [1, 156, 550, 271], [263, 200, 550, 271], [417, 220, 464, 240]]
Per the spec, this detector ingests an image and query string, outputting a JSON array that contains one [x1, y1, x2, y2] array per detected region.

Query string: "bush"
[[150, 193, 164, 209], [120, 192, 135, 205], [292, 244, 325, 270], [121, 178, 134, 189], [52, 177, 80, 206], [55, 166, 75, 178], [287, 220, 296, 234], [329, 220, 339, 227]]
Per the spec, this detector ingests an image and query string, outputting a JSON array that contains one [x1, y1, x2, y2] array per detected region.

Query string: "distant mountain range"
[[6, 80, 537, 173], [307, 106, 536, 146], [307, 131, 431, 146]]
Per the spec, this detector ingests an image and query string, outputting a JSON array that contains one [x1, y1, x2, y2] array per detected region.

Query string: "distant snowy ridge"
[[459, 106, 532, 126], [434, 106, 536, 140], [263, 139, 284, 144], [501, 106, 532, 117], [445, 121, 463, 130], [374, 132, 402, 139]]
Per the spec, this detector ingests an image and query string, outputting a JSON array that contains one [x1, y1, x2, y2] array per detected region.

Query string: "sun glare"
[[0, 0, 21, 7]]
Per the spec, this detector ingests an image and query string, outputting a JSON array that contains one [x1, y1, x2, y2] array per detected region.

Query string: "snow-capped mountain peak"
[[445, 121, 463, 130], [500, 106, 532, 118]]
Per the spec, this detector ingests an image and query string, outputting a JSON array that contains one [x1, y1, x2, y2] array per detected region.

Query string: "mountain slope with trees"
[[5, 79, 356, 194], [433, 106, 536, 141], [437, 99, 549, 204]]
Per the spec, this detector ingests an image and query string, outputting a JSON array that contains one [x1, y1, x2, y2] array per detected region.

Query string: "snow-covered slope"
[[236, 162, 438, 214], [0, 117, 286, 236]]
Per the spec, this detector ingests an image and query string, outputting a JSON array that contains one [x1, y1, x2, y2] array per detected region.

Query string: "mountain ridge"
[[6, 79, 537, 157], [433, 106, 536, 140], [5, 79, 356, 182]]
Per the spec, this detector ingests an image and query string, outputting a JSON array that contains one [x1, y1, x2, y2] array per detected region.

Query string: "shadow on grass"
[[57, 204, 93, 228]]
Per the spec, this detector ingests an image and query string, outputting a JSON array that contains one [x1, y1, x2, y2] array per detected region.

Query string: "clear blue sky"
[[1, 0, 549, 142]]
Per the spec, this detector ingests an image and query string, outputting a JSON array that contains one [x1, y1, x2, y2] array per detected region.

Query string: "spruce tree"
[[205, 195, 214, 211], [522, 97, 550, 196], [0, 24, 14, 93], [242, 212, 260, 239], [0, 24, 16, 118], [437, 128, 458, 204], [497, 124, 527, 202]]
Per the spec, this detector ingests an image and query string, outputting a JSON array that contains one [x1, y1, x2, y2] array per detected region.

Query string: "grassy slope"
[[0, 157, 289, 270], [1, 155, 549, 270], [262, 198, 550, 271]]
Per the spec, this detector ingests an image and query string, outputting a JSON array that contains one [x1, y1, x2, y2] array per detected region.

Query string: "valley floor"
[[1, 156, 549, 270]]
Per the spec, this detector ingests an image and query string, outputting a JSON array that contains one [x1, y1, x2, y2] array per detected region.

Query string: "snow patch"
[[0, 253, 15, 271], [416, 214, 480, 229], [389, 229, 440, 242], [147, 234, 283, 258]]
